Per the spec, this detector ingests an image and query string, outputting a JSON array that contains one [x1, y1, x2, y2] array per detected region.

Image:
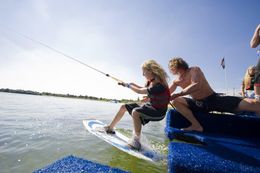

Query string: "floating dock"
[[165, 109, 260, 173], [33, 155, 129, 173]]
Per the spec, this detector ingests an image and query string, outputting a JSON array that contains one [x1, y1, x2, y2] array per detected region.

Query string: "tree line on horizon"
[[0, 88, 136, 103]]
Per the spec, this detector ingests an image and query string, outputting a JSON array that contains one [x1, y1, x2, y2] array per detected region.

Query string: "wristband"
[[127, 83, 131, 88]]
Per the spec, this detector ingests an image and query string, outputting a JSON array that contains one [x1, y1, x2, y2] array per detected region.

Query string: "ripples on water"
[[0, 92, 168, 173]]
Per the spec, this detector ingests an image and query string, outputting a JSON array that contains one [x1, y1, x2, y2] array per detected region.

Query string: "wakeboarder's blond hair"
[[142, 60, 169, 87]]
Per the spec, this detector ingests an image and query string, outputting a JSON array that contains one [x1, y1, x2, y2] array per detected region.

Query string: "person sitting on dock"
[[241, 65, 256, 99], [168, 57, 260, 132], [250, 24, 260, 102]]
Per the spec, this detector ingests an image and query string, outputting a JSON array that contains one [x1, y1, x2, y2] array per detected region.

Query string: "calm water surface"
[[0, 92, 168, 173]]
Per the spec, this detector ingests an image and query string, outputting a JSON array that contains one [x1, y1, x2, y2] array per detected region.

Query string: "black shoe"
[[128, 136, 141, 150]]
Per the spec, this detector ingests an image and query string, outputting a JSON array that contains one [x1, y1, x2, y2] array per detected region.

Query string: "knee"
[[132, 110, 140, 119], [172, 98, 183, 108], [120, 105, 126, 111], [242, 98, 256, 104]]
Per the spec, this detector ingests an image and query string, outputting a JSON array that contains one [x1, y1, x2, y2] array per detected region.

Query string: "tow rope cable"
[[0, 25, 123, 83]]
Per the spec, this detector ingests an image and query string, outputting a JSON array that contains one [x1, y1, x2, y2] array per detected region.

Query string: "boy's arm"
[[241, 80, 245, 97], [250, 24, 260, 48]]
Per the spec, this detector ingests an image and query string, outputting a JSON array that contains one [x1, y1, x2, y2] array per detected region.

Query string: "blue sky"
[[0, 0, 259, 99]]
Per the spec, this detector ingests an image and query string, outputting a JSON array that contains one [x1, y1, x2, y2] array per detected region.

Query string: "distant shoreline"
[[0, 88, 136, 103]]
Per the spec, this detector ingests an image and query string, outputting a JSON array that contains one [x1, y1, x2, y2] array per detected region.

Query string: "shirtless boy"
[[169, 57, 260, 132]]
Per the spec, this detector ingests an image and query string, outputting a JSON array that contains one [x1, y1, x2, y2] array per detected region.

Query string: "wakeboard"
[[83, 119, 165, 162]]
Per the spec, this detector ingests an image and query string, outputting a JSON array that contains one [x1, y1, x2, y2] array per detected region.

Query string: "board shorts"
[[125, 103, 167, 125], [255, 58, 260, 87], [184, 93, 243, 113], [245, 90, 255, 99]]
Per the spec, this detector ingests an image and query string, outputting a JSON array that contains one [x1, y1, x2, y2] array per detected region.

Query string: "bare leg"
[[173, 97, 203, 132], [121, 109, 142, 150], [236, 98, 260, 116], [109, 105, 127, 129], [132, 109, 142, 137], [255, 85, 260, 102]]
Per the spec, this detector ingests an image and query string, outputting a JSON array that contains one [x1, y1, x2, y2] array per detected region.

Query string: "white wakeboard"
[[83, 119, 165, 162]]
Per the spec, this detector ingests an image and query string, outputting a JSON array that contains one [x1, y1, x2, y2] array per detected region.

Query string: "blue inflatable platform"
[[168, 142, 260, 173], [33, 155, 129, 173], [165, 109, 260, 173], [165, 109, 260, 147]]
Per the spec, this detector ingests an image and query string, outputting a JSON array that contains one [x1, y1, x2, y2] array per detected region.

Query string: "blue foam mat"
[[168, 142, 260, 173], [33, 155, 129, 173], [165, 109, 260, 147], [166, 109, 260, 138]]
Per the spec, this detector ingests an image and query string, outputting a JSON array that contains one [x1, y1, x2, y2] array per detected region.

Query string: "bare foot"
[[181, 125, 203, 132]]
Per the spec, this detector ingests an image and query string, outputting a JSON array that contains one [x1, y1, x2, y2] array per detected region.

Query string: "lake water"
[[0, 92, 168, 173]]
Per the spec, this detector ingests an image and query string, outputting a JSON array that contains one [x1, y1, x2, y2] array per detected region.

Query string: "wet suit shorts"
[[184, 93, 243, 113], [125, 103, 167, 125]]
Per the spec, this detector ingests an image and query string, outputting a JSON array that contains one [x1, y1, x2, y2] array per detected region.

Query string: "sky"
[[0, 0, 259, 100]]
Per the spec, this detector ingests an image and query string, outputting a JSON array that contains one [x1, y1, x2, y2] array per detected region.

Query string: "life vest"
[[149, 87, 170, 109]]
